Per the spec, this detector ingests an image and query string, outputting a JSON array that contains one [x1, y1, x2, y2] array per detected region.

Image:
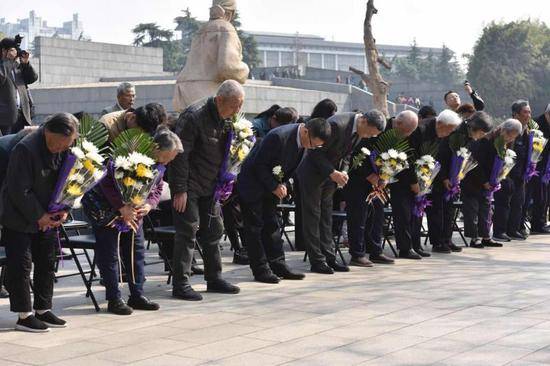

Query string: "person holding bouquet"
[[1, 113, 78, 332], [493, 100, 534, 241], [237, 118, 331, 283], [462, 118, 521, 248], [83, 127, 182, 315], [530, 104, 550, 234], [169, 80, 244, 300]]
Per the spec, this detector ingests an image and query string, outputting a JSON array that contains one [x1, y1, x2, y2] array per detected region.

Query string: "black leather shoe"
[[494, 233, 511, 242], [108, 298, 133, 315], [328, 261, 350, 272], [414, 248, 431, 257], [128, 296, 160, 311], [191, 265, 204, 275], [271, 263, 305, 280], [254, 271, 280, 284], [207, 279, 240, 294], [508, 231, 526, 241], [311, 262, 334, 274], [469, 239, 484, 249], [173, 284, 203, 301], [481, 238, 503, 247], [530, 227, 550, 234], [370, 254, 395, 264], [349, 256, 374, 267], [520, 228, 530, 237], [432, 245, 451, 254], [398, 250, 422, 260], [448, 243, 463, 252]]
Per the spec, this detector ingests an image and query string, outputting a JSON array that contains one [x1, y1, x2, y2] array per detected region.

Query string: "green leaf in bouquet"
[[111, 128, 157, 159], [77, 114, 109, 154], [528, 119, 539, 131], [373, 129, 412, 155], [494, 135, 507, 160], [448, 128, 468, 152], [420, 141, 439, 158]]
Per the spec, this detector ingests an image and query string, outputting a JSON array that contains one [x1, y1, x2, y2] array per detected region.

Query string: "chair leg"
[[70, 246, 100, 312]]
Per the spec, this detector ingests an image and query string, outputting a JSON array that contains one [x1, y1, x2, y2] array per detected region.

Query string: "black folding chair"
[[382, 207, 399, 257], [276, 203, 296, 251], [452, 200, 468, 246]]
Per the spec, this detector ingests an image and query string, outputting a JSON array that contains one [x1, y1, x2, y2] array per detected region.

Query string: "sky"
[[2, 0, 549, 65]]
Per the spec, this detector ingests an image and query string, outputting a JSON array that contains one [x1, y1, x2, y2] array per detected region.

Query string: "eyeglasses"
[[308, 134, 323, 149]]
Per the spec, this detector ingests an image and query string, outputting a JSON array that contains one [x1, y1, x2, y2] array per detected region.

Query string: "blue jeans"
[[92, 225, 145, 301]]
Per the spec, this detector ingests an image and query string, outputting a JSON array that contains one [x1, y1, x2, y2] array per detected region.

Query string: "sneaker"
[[107, 298, 133, 315], [15, 315, 50, 333], [207, 279, 240, 294], [173, 284, 203, 301], [35, 311, 67, 328], [128, 296, 160, 311]]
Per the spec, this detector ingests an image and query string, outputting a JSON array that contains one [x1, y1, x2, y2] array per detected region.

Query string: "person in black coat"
[[443, 82, 485, 113], [526, 104, 550, 233], [493, 100, 534, 241], [237, 118, 331, 283], [458, 112, 505, 248], [297, 110, 386, 274], [0, 37, 38, 135], [0, 114, 78, 332]]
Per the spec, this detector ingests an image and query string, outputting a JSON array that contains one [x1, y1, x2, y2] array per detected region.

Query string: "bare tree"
[[350, 0, 391, 117]]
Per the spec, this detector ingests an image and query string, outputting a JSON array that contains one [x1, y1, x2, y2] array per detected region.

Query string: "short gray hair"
[[436, 109, 462, 127], [500, 118, 523, 135], [216, 80, 245, 99], [511, 100, 529, 116], [117, 82, 135, 96], [363, 109, 386, 131], [154, 127, 183, 153]]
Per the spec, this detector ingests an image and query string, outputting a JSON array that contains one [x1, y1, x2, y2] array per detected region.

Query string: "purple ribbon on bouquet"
[[214, 128, 236, 203], [485, 156, 505, 201], [368, 150, 379, 174], [542, 156, 550, 185], [48, 153, 78, 214], [444, 154, 464, 202], [413, 194, 431, 217], [524, 132, 537, 181]]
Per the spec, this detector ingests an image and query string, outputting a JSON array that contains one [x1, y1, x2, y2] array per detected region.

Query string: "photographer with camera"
[[0, 35, 38, 135]]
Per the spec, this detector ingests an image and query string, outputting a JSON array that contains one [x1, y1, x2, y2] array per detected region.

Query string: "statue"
[[172, 0, 249, 112]]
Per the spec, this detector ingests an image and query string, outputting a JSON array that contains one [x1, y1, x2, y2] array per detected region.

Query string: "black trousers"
[[292, 176, 305, 251], [240, 193, 285, 276], [344, 182, 383, 258], [92, 225, 145, 301], [389, 185, 421, 252], [2, 228, 57, 313], [172, 192, 223, 288], [462, 191, 492, 239], [221, 194, 245, 251], [528, 176, 549, 230], [298, 161, 337, 266], [426, 189, 455, 247], [493, 178, 526, 235]]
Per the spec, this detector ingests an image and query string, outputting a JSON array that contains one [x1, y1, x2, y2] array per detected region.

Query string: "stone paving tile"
[[129, 354, 206, 366], [433, 344, 534, 365], [171, 336, 276, 361]]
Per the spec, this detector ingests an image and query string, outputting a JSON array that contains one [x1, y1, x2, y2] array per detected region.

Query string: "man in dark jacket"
[[443, 82, 485, 113], [297, 110, 386, 274], [237, 118, 331, 283], [169, 80, 243, 301], [0, 36, 38, 135], [527, 104, 550, 233], [493, 100, 533, 241], [1, 113, 77, 332]]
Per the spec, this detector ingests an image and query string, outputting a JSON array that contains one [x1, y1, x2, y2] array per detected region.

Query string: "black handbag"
[[81, 186, 118, 227]]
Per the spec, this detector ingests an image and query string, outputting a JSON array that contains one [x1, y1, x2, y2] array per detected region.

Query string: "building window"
[[338, 55, 364, 71], [266, 51, 279, 67], [280, 51, 294, 66], [324, 54, 336, 70], [309, 53, 322, 68]]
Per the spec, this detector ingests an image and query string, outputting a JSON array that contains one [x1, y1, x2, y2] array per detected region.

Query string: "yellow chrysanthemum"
[[533, 142, 543, 152], [122, 176, 136, 187], [66, 183, 82, 197], [69, 168, 77, 176], [237, 148, 246, 161], [131, 195, 144, 206], [83, 159, 95, 173], [135, 164, 151, 178], [390, 159, 397, 167], [380, 173, 390, 181], [420, 166, 430, 175], [375, 158, 383, 167], [458, 172, 465, 180]]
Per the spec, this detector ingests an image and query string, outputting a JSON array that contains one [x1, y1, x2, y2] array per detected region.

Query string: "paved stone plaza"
[[2, 235, 550, 365]]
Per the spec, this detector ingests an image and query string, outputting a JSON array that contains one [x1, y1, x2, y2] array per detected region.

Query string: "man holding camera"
[[0, 35, 38, 136]]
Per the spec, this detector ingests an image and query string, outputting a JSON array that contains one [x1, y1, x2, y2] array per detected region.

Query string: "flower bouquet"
[[48, 114, 109, 214], [444, 147, 478, 201], [413, 155, 441, 217], [273, 165, 284, 182], [485, 136, 517, 200], [215, 112, 256, 203], [524, 129, 547, 181]]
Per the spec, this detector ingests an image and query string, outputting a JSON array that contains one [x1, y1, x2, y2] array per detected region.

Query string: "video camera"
[[14, 34, 28, 58]]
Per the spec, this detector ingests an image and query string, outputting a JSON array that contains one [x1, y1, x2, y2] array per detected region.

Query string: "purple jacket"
[[99, 160, 164, 211]]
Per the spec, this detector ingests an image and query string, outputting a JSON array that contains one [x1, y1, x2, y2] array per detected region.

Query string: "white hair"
[[436, 109, 462, 127], [500, 118, 523, 135], [117, 82, 135, 96], [216, 80, 245, 99]]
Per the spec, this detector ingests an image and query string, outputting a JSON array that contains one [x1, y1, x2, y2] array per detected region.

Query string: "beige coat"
[[99, 110, 129, 142], [172, 18, 249, 112]]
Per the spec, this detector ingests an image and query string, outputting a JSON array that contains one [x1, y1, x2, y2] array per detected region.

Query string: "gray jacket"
[[0, 59, 38, 127]]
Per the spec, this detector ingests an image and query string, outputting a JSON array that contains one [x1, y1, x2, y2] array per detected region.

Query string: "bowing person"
[[237, 118, 331, 283]]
